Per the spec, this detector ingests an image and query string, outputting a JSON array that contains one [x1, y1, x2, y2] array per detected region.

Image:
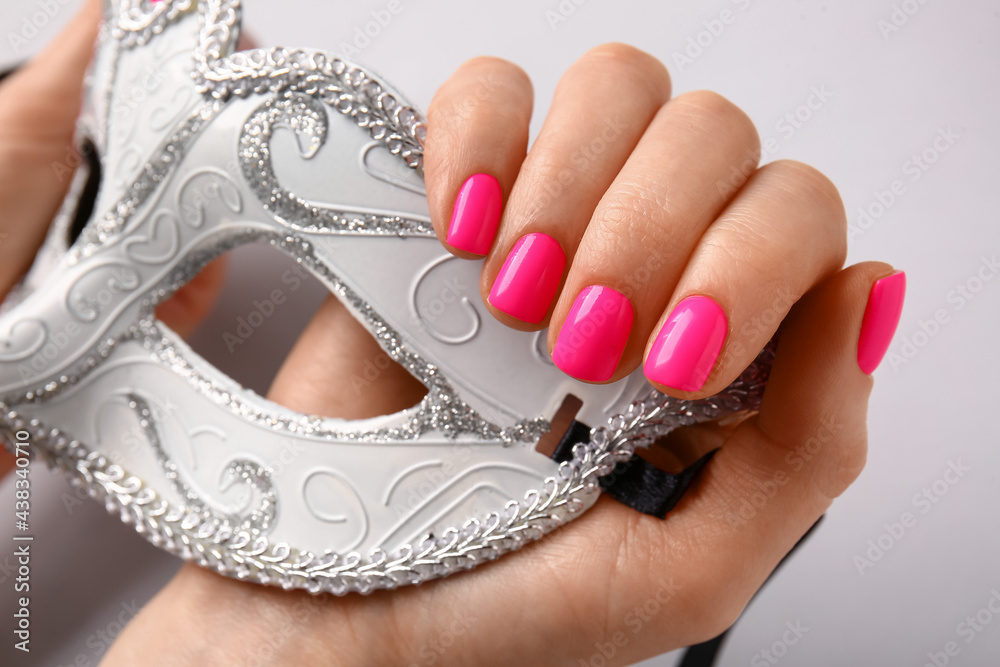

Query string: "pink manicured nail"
[[446, 173, 502, 255], [643, 295, 727, 392], [551, 286, 633, 382], [488, 233, 566, 323], [857, 270, 906, 374]]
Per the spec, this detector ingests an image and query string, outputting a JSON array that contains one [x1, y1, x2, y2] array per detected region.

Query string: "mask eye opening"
[[67, 137, 102, 246]]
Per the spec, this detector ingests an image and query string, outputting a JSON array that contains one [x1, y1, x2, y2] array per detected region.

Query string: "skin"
[[0, 2, 897, 665]]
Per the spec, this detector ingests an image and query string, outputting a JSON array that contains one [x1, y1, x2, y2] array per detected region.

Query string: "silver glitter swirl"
[[128, 393, 276, 536], [238, 93, 433, 236]]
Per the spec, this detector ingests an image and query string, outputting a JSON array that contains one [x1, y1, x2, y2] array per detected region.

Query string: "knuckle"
[[578, 42, 671, 98], [674, 90, 760, 154], [581, 180, 676, 292], [429, 57, 533, 128], [599, 177, 670, 234], [708, 213, 774, 263], [588, 179, 674, 270], [766, 160, 844, 213], [459, 55, 533, 95], [749, 408, 869, 503], [584, 41, 659, 70], [759, 160, 848, 264], [819, 428, 869, 500], [675, 89, 739, 118]]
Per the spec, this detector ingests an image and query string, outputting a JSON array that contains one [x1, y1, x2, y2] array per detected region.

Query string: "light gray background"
[[1, 1, 998, 665]]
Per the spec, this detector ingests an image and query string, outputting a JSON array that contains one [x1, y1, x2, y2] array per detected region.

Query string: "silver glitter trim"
[[1, 343, 773, 594], [238, 93, 433, 236], [192, 0, 425, 170]]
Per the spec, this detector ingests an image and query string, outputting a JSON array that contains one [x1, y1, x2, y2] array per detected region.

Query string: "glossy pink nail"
[[857, 270, 906, 374], [488, 233, 566, 323], [446, 173, 502, 255], [643, 295, 727, 392], [551, 286, 633, 382]]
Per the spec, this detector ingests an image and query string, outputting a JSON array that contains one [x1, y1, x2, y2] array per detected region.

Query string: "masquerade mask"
[[0, 0, 773, 594]]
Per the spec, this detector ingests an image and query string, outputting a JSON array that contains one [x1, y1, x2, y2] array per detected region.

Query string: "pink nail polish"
[[643, 295, 727, 392], [446, 173, 502, 255], [488, 233, 566, 323], [857, 270, 906, 374], [551, 286, 633, 383]]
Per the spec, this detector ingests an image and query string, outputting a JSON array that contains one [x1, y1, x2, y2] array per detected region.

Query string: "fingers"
[[425, 46, 856, 394], [641, 159, 848, 396], [651, 262, 904, 639], [424, 56, 533, 258], [0, 0, 101, 296], [424, 43, 671, 329], [481, 43, 671, 327], [548, 90, 760, 382]]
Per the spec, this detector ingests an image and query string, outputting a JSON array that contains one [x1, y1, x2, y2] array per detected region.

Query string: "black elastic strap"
[[551, 420, 592, 464], [598, 449, 717, 519], [68, 137, 102, 244], [678, 634, 728, 667], [551, 420, 715, 519]]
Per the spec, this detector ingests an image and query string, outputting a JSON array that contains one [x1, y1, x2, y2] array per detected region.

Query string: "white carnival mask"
[[0, 0, 772, 594]]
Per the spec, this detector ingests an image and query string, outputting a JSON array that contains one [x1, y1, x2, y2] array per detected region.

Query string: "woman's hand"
[[1, 3, 903, 664], [103, 44, 901, 667]]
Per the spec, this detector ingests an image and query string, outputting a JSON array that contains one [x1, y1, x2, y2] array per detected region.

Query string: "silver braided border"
[[1, 343, 772, 595], [113, 0, 196, 48]]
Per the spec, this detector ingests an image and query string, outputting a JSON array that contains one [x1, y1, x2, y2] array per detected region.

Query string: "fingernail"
[[643, 295, 727, 392], [488, 233, 566, 323], [446, 173, 502, 255], [551, 286, 633, 382], [857, 270, 906, 374]]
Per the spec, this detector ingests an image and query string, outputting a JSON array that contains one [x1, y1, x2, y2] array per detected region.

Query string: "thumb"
[[746, 261, 904, 518], [650, 261, 905, 639], [0, 0, 102, 296]]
